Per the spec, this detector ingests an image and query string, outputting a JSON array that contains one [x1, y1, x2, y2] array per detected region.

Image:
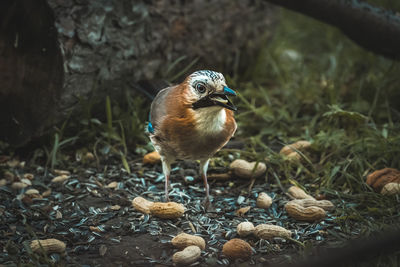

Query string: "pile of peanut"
[[27, 185, 333, 263], [131, 184, 334, 263]]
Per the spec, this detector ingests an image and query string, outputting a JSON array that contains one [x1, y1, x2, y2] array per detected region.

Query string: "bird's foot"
[[203, 198, 216, 212]]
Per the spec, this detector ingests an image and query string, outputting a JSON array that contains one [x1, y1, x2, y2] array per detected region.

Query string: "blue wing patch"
[[148, 122, 154, 134], [147, 113, 154, 133]]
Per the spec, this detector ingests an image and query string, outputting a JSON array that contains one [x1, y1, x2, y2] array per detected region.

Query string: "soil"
[[0, 153, 342, 267]]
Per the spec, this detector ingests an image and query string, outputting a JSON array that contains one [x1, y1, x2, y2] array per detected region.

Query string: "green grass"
[[224, 8, 400, 257], [223, 7, 400, 265], [42, 84, 150, 171], [230, 7, 400, 181]]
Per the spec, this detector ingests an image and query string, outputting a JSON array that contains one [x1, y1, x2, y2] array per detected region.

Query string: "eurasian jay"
[[147, 70, 237, 205]]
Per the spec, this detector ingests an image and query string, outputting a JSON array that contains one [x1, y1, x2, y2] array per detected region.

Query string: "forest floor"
[[0, 138, 399, 267], [0, 149, 388, 267], [2, 6, 400, 267]]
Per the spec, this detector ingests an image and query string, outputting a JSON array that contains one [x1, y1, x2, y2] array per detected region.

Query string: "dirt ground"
[[0, 155, 354, 266]]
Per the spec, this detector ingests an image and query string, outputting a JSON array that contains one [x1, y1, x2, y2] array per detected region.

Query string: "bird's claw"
[[203, 198, 216, 212]]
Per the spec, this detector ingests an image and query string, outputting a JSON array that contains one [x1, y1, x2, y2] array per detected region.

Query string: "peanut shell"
[[236, 206, 251, 217], [237, 222, 255, 237], [172, 245, 201, 266], [254, 224, 291, 239], [287, 186, 315, 200], [53, 169, 70, 176], [280, 140, 311, 156], [286, 151, 302, 161], [256, 192, 272, 209], [230, 159, 266, 179], [51, 175, 70, 183], [42, 189, 52, 197], [171, 233, 206, 250], [23, 173, 34, 180], [285, 201, 326, 222], [132, 196, 153, 214], [222, 238, 252, 260], [30, 239, 66, 254], [381, 182, 400, 195], [366, 168, 400, 192], [25, 189, 40, 195], [149, 201, 185, 219], [11, 182, 28, 189], [143, 151, 161, 165], [291, 198, 334, 211], [106, 181, 118, 189]]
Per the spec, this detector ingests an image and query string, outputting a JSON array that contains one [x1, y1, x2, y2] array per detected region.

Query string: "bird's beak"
[[223, 86, 237, 96], [208, 86, 237, 111]]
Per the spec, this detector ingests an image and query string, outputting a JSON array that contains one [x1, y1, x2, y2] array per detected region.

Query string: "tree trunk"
[[0, 0, 277, 146], [0, 0, 63, 146]]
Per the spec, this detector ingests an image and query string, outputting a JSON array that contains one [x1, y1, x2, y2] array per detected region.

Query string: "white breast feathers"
[[193, 107, 226, 135]]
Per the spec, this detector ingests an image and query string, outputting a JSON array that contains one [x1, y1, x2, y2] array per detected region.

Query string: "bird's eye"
[[195, 83, 206, 94]]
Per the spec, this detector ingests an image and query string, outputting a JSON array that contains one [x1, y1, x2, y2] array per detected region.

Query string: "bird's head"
[[183, 70, 237, 111]]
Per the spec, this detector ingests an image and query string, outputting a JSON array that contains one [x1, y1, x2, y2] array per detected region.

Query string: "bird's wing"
[[149, 86, 174, 133]]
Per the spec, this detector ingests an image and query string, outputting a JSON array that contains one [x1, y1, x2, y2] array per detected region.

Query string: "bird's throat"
[[193, 107, 226, 135]]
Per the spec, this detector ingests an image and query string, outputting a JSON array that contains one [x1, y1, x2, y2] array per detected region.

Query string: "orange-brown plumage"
[[148, 70, 237, 206]]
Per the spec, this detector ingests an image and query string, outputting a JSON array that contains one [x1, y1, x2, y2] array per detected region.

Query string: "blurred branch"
[[264, 0, 400, 60]]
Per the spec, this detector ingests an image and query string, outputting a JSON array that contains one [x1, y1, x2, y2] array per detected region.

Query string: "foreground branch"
[[264, 0, 400, 59]]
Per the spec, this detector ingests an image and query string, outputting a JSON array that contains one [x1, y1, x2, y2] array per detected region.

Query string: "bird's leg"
[[200, 159, 212, 209], [161, 158, 171, 202]]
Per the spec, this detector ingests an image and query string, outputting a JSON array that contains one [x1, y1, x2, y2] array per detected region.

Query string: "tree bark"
[[263, 0, 400, 59], [0, 0, 277, 146], [0, 0, 63, 146]]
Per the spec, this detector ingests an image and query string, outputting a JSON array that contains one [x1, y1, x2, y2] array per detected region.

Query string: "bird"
[[147, 70, 237, 206]]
